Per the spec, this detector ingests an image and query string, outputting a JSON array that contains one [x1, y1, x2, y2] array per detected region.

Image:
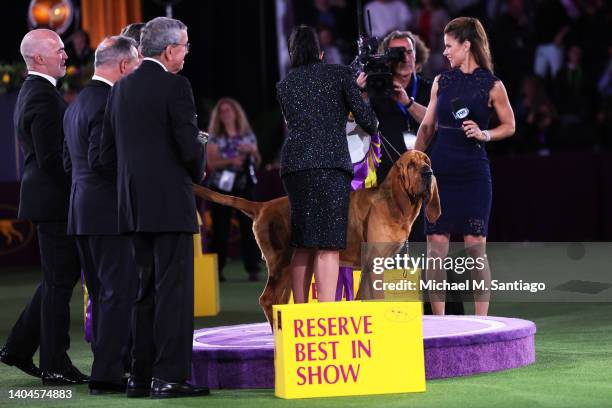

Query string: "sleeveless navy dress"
[[425, 68, 498, 237]]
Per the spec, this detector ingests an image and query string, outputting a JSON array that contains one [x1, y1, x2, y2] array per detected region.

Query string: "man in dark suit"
[[63, 36, 140, 395], [0, 29, 88, 385], [101, 17, 208, 399]]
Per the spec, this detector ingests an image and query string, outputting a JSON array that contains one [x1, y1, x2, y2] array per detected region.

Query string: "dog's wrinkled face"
[[396, 150, 433, 198], [392, 150, 441, 223]]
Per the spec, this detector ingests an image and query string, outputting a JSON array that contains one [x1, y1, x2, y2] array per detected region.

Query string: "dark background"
[[0, 0, 285, 164]]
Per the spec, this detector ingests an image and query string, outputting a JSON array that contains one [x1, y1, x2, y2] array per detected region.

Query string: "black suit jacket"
[[63, 80, 119, 235], [100, 60, 206, 233], [276, 62, 378, 177], [14, 75, 70, 222]]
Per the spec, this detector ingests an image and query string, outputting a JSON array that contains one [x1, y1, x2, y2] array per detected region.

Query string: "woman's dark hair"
[[444, 17, 493, 72], [288, 25, 321, 68]]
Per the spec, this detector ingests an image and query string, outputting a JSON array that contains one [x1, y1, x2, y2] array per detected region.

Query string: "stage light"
[[27, 0, 74, 35]]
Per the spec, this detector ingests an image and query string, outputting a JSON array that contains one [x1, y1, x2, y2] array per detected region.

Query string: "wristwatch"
[[404, 97, 415, 109]]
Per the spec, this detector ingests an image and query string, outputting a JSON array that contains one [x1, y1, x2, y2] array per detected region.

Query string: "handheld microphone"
[[451, 97, 481, 148], [451, 97, 472, 122]]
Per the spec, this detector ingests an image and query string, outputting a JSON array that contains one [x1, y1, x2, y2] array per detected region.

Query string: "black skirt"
[[282, 169, 351, 250]]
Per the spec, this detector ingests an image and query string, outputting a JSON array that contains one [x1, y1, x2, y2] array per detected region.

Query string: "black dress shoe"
[[126, 376, 151, 398], [0, 346, 42, 378], [150, 378, 210, 399], [42, 365, 89, 385], [89, 379, 127, 395]]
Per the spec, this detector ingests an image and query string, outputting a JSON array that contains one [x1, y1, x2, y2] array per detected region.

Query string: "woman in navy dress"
[[415, 17, 515, 316]]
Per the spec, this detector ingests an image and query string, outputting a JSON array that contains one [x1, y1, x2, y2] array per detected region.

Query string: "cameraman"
[[358, 30, 431, 184]]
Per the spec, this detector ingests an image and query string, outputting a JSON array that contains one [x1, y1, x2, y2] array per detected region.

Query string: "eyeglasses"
[[172, 42, 190, 53]]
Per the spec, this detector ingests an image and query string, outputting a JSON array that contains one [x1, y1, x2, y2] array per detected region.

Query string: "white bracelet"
[[482, 130, 491, 142]]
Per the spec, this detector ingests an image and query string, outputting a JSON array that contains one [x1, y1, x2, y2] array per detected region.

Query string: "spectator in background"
[[206, 98, 262, 282], [515, 75, 557, 154], [533, 0, 573, 86], [566, 0, 608, 88], [318, 25, 343, 64], [554, 45, 592, 115], [65, 30, 94, 68], [553, 44, 598, 148], [445, 0, 485, 20], [302, 0, 342, 30], [296, 1, 353, 64], [491, 0, 535, 101], [412, 0, 449, 49], [412, 0, 449, 77], [364, 0, 412, 39]]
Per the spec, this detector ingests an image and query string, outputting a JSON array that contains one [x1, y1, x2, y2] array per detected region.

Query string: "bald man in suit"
[[0, 29, 88, 386]]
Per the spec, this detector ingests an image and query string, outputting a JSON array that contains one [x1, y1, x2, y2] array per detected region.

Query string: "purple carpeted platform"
[[191, 316, 536, 389]]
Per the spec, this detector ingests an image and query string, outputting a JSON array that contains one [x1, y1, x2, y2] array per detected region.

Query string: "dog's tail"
[[192, 184, 262, 220]]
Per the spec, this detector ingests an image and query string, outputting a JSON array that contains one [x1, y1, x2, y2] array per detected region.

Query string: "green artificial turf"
[[0, 262, 611, 408]]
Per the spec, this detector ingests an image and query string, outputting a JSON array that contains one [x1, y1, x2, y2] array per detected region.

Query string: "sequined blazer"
[[276, 61, 378, 177]]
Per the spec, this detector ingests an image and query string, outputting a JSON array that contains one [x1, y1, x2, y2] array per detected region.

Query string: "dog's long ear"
[[391, 165, 412, 217], [425, 175, 441, 223]]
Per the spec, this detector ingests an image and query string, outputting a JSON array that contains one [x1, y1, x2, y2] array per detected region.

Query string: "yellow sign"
[[194, 252, 220, 316], [194, 213, 219, 316], [273, 301, 425, 399]]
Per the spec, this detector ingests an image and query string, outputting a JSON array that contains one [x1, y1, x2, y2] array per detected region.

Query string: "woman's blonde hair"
[[207, 97, 253, 136], [444, 17, 493, 72]]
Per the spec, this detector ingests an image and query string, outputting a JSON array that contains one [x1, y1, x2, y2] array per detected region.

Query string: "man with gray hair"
[[63, 35, 139, 395], [0, 29, 88, 385], [101, 17, 208, 399]]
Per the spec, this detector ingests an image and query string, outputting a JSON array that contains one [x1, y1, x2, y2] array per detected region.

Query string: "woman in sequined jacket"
[[276, 25, 378, 303]]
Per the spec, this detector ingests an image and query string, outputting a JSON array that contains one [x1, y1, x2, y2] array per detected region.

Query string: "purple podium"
[[191, 315, 536, 388]]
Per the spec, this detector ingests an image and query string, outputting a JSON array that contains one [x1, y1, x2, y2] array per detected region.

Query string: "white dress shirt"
[[28, 71, 57, 87], [91, 74, 114, 87]]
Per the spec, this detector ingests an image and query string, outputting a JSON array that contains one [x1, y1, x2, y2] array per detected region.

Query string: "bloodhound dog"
[[193, 150, 440, 325]]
